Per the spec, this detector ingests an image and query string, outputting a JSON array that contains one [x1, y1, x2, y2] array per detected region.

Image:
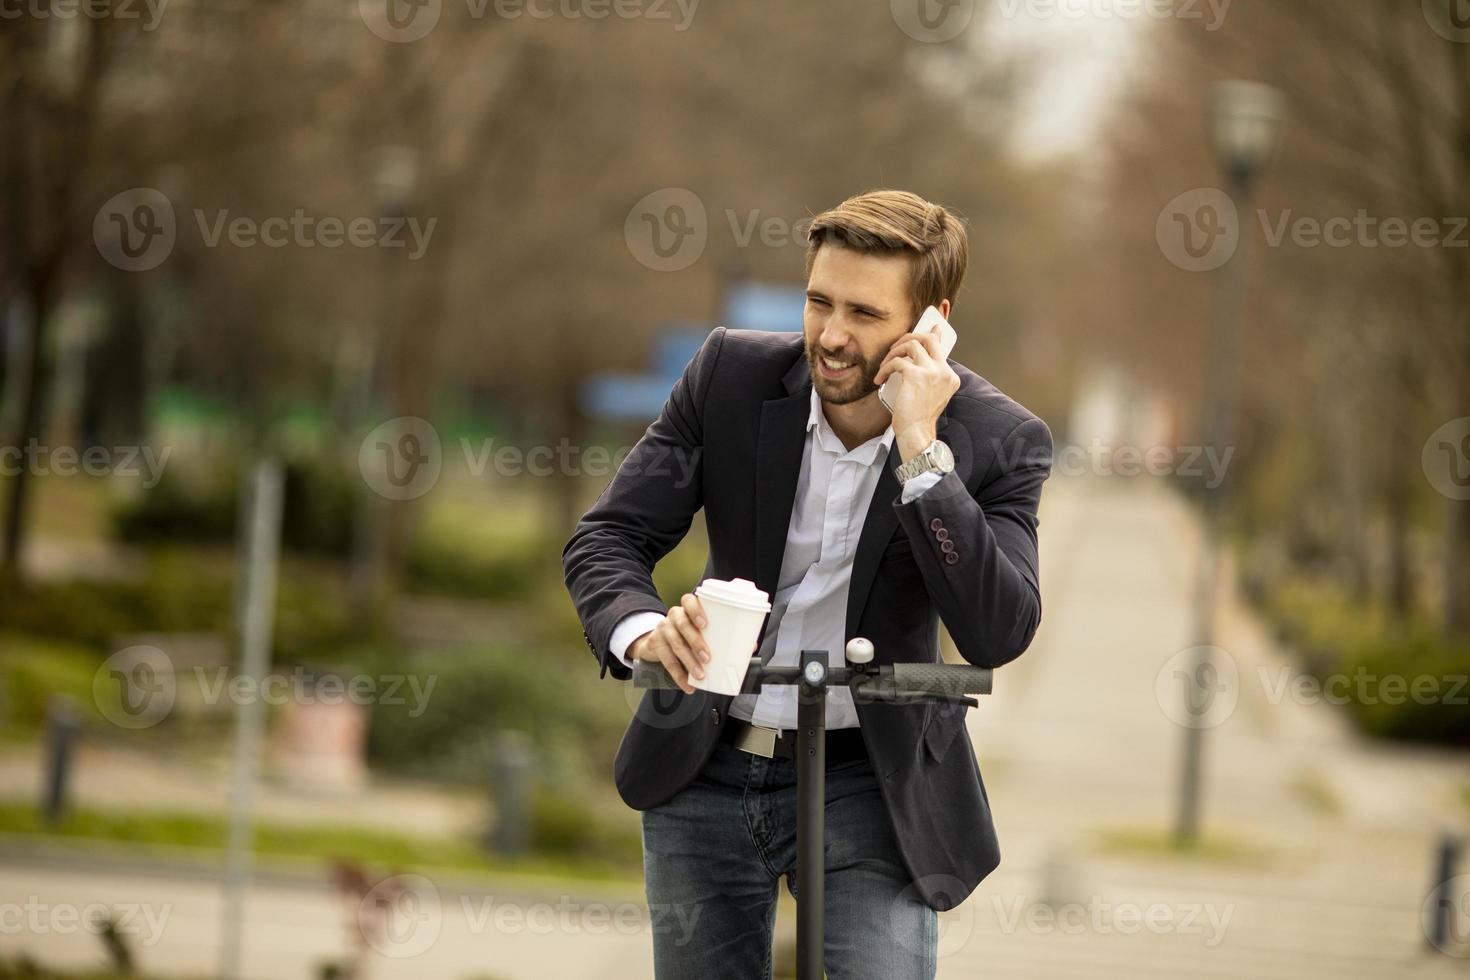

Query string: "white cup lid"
[[695, 577, 771, 612]]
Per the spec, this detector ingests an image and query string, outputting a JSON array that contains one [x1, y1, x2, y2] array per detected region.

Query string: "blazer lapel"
[[844, 414, 955, 641]]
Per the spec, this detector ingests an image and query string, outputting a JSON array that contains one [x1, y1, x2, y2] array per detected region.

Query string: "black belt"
[[721, 716, 868, 766]]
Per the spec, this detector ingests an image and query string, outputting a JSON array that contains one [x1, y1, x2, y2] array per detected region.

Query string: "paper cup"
[[691, 578, 771, 696]]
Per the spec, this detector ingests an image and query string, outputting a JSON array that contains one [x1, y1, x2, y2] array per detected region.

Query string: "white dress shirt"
[[610, 387, 941, 729]]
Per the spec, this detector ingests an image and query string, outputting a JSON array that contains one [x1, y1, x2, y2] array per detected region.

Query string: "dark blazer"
[[561, 326, 1053, 911]]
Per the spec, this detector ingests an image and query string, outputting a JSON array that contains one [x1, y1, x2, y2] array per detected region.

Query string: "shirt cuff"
[[609, 611, 667, 668], [900, 469, 943, 504]]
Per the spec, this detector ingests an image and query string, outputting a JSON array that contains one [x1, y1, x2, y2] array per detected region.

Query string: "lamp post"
[[1175, 81, 1285, 847]]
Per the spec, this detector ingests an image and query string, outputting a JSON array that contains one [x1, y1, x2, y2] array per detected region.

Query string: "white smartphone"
[[878, 305, 958, 413]]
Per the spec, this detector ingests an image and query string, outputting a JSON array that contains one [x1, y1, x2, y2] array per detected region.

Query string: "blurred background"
[[1, 0, 1468, 977]]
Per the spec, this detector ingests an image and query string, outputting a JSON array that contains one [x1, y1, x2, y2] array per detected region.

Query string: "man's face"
[[803, 245, 917, 405]]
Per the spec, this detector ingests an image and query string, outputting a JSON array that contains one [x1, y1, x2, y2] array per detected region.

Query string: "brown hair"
[[804, 189, 968, 317]]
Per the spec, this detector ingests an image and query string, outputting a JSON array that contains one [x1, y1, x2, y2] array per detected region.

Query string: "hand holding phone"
[[878, 306, 958, 414]]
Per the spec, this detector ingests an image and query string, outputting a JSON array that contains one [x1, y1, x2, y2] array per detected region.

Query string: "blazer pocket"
[[923, 708, 964, 763]]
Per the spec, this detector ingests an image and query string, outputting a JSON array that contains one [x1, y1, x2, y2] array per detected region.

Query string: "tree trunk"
[[2, 268, 55, 576]]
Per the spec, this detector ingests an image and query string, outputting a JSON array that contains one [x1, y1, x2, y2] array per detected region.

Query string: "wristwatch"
[[894, 439, 955, 483]]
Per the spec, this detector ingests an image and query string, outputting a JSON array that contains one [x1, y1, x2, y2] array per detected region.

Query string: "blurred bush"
[[0, 634, 105, 739], [0, 551, 356, 661], [1261, 579, 1470, 746], [113, 459, 356, 558], [363, 644, 625, 786]]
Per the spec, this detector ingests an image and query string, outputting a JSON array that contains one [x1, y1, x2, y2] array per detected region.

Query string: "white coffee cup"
[[691, 577, 771, 696]]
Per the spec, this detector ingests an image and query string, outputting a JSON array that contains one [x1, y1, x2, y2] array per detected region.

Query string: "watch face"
[[933, 440, 955, 473]]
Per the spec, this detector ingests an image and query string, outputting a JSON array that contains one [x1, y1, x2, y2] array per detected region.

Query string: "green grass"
[[1091, 825, 1283, 869], [0, 632, 109, 740], [0, 799, 641, 885], [1290, 768, 1342, 818]]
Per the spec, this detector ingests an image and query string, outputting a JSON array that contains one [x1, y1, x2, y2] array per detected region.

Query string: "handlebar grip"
[[889, 663, 993, 696]]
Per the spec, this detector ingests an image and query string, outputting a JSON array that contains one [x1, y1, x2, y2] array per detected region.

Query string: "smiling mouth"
[[818, 354, 856, 378]]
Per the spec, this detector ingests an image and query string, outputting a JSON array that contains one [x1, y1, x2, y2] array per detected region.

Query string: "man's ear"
[[938, 299, 952, 320]]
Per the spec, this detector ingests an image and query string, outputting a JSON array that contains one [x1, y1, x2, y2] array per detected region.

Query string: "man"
[[562, 189, 1052, 978]]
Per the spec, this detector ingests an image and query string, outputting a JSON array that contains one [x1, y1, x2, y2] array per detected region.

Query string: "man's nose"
[[819, 321, 852, 354]]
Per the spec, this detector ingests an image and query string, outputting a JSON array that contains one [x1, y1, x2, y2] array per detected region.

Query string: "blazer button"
[[945, 552, 959, 565], [935, 528, 949, 542], [929, 518, 943, 532], [940, 540, 955, 554], [710, 707, 721, 726]]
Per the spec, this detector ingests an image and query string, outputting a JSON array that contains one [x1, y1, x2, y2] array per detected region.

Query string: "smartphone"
[[878, 305, 958, 413]]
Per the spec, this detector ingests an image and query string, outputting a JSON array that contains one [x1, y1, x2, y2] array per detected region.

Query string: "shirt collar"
[[807, 386, 895, 465]]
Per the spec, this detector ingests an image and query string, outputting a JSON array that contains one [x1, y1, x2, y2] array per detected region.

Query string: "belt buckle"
[[735, 722, 780, 759]]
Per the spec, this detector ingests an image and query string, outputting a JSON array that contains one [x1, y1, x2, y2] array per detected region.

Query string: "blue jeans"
[[640, 738, 937, 979]]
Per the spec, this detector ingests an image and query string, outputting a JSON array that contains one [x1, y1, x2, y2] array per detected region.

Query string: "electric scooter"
[[632, 638, 994, 980]]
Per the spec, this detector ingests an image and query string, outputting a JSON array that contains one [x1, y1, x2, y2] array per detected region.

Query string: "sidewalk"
[[957, 473, 1469, 979]]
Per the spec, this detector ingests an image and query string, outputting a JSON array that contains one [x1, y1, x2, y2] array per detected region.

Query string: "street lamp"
[[1174, 81, 1285, 848], [1211, 81, 1286, 191]]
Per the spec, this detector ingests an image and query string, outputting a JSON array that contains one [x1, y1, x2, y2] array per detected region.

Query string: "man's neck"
[[821, 392, 891, 453]]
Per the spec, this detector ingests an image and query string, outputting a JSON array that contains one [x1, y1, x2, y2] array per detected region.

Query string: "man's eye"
[[808, 297, 830, 308], [855, 309, 875, 318]]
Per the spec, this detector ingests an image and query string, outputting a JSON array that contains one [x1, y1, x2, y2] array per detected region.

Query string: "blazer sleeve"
[[892, 414, 1053, 669], [561, 327, 726, 680]]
